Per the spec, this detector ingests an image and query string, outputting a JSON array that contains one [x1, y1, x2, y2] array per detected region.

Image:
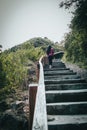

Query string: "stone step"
[[48, 115, 87, 130], [47, 102, 87, 115], [46, 89, 87, 103], [45, 83, 87, 91], [52, 62, 65, 66], [44, 68, 71, 72], [44, 60, 87, 130], [44, 70, 74, 75], [44, 68, 70, 71], [45, 79, 86, 85], [52, 64, 66, 68], [44, 74, 80, 80], [52, 61, 65, 64]]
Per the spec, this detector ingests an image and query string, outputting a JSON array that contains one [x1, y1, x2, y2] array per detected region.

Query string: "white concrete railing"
[[32, 56, 48, 130]]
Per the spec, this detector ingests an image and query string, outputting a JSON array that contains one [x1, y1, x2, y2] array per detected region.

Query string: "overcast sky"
[[0, 0, 73, 50]]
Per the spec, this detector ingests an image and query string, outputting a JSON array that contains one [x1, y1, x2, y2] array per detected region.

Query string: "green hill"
[[0, 37, 63, 101]]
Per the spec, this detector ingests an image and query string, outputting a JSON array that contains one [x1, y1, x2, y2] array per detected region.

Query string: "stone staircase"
[[44, 60, 87, 130]]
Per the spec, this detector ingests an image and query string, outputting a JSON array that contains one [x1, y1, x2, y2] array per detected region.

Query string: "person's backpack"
[[49, 48, 54, 56], [46, 49, 49, 55], [51, 48, 54, 56], [46, 46, 51, 55]]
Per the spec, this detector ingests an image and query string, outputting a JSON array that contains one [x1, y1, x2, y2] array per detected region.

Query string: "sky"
[[0, 0, 73, 50]]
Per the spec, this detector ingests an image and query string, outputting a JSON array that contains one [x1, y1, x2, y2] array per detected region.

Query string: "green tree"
[[60, 0, 87, 67], [0, 57, 7, 88]]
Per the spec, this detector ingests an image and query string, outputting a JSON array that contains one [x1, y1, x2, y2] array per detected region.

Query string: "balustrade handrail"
[[32, 55, 48, 130]]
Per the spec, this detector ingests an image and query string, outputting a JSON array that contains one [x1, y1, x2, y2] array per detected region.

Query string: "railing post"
[[29, 84, 38, 130]]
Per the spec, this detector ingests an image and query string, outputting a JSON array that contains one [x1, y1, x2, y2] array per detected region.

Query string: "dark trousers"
[[48, 55, 53, 65]]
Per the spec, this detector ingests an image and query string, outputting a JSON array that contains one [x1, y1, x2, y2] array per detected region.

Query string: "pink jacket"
[[48, 48, 54, 56]]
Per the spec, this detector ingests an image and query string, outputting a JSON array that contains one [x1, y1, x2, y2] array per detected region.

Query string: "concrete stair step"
[[46, 89, 87, 103], [52, 66, 66, 69], [53, 60, 64, 63], [48, 115, 87, 130], [45, 79, 87, 84], [44, 75, 80, 80], [45, 83, 87, 91], [44, 60, 87, 129], [52, 61, 66, 68], [44, 70, 74, 75], [52, 64, 66, 68], [52, 61, 65, 64], [47, 102, 87, 115], [44, 68, 70, 71]]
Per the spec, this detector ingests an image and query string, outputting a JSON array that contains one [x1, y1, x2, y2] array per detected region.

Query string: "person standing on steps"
[[46, 45, 54, 69]]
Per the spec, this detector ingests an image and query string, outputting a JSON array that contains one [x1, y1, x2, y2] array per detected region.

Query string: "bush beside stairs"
[[44, 59, 87, 130]]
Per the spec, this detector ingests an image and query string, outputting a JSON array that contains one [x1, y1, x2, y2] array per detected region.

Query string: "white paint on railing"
[[32, 56, 48, 130]]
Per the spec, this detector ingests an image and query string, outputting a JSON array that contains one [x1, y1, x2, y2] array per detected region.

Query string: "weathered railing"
[[29, 56, 48, 130]]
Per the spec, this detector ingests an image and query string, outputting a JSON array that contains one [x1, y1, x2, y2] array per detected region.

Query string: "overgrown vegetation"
[[60, 0, 87, 68], [0, 37, 62, 101]]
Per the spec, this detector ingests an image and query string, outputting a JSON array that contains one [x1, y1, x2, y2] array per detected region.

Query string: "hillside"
[[0, 37, 64, 130], [0, 37, 63, 101]]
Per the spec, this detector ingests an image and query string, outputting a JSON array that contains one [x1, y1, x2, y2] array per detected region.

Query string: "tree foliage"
[[60, 0, 86, 9], [60, 0, 87, 67]]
